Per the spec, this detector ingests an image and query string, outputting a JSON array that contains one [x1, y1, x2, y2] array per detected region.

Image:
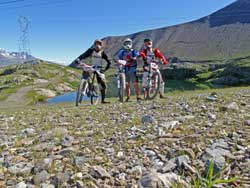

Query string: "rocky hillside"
[[0, 60, 80, 106], [70, 0, 250, 65], [0, 87, 250, 187]]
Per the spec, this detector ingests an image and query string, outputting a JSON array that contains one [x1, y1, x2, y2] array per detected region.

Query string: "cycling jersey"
[[117, 49, 139, 73], [77, 48, 111, 71], [140, 48, 169, 65]]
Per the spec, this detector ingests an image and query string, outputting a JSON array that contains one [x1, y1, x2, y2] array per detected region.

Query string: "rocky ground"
[[0, 87, 250, 188]]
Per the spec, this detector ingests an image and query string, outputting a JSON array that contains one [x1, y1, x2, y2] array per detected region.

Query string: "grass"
[[190, 161, 237, 188], [0, 87, 19, 101], [166, 79, 213, 92], [26, 90, 49, 104]]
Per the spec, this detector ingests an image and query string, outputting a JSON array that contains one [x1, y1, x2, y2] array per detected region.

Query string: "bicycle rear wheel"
[[146, 71, 161, 100]]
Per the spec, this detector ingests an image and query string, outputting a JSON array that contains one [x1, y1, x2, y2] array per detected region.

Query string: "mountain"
[[71, 0, 250, 67], [0, 48, 36, 67]]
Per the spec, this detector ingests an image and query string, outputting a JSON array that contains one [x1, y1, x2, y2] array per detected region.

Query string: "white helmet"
[[123, 38, 132, 50]]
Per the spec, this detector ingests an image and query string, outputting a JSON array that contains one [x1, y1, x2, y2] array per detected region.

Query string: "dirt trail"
[[0, 86, 33, 108]]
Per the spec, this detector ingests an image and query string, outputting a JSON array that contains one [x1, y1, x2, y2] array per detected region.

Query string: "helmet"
[[123, 38, 132, 50], [144, 38, 153, 48], [94, 39, 103, 51]]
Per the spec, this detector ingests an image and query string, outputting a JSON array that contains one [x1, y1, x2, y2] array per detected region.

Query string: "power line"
[[0, 0, 24, 5], [0, 0, 73, 10]]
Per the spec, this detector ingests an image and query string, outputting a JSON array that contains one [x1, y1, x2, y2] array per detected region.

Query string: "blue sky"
[[0, 0, 236, 64]]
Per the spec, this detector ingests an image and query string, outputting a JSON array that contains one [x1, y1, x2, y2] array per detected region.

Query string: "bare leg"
[[134, 82, 140, 97], [126, 82, 130, 99]]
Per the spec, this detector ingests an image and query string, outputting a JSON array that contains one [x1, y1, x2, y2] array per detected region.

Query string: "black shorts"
[[125, 72, 138, 83]]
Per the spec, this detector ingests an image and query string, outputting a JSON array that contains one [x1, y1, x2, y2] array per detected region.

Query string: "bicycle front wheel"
[[146, 71, 161, 100], [76, 79, 87, 106], [90, 83, 100, 105], [118, 73, 125, 102]]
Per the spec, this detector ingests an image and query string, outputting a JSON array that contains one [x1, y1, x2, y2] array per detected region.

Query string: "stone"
[[160, 121, 180, 129], [6, 179, 16, 186], [162, 159, 177, 173], [41, 183, 55, 188], [221, 102, 239, 112], [33, 170, 50, 185], [176, 115, 195, 122], [140, 172, 187, 188], [205, 156, 226, 175], [208, 113, 216, 121], [61, 135, 74, 147], [8, 162, 33, 176], [34, 79, 48, 84], [36, 88, 56, 98], [73, 156, 88, 170], [244, 120, 250, 126], [176, 155, 190, 168], [90, 166, 111, 179], [58, 147, 76, 157], [21, 128, 36, 136], [128, 166, 143, 177], [16, 182, 27, 188], [141, 115, 156, 124], [76, 180, 84, 188], [56, 172, 70, 185], [206, 95, 218, 101], [35, 158, 53, 171]]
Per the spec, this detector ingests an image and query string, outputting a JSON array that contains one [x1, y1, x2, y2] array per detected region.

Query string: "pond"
[[47, 92, 88, 104]]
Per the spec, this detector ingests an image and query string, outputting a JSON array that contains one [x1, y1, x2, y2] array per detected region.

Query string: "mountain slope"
[[0, 49, 35, 67], [71, 0, 250, 65]]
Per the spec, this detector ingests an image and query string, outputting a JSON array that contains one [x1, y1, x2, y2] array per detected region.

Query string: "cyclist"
[[74, 39, 111, 104], [117, 38, 142, 102], [140, 38, 169, 98]]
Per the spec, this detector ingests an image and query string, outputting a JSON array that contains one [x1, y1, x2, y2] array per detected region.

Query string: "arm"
[[139, 50, 147, 61], [154, 48, 169, 65], [102, 51, 111, 71], [77, 48, 94, 62]]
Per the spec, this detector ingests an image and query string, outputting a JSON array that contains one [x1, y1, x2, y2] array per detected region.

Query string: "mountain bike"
[[143, 61, 162, 100], [114, 60, 126, 102], [75, 63, 102, 106]]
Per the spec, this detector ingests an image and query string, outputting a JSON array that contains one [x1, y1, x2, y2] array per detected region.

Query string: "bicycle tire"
[[146, 71, 161, 100], [89, 73, 100, 105], [76, 79, 87, 106], [118, 73, 125, 102]]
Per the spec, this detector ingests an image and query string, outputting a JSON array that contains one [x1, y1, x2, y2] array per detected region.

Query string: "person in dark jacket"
[[74, 39, 111, 104]]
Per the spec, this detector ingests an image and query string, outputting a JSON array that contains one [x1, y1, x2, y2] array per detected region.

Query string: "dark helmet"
[[144, 38, 153, 48], [144, 38, 152, 43], [94, 39, 103, 51]]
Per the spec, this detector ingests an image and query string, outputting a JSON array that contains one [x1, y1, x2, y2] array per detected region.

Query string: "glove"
[[75, 58, 81, 64], [126, 55, 131, 61]]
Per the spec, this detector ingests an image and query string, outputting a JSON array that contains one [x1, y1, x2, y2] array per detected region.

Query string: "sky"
[[0, 0, 236, 65]]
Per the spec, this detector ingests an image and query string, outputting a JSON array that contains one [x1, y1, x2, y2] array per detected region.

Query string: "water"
[[47, 92, 89, 104]]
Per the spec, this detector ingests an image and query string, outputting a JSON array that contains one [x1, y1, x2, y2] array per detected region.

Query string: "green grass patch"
[[0, 87, 19, 101], [26, 90, 48, 104]]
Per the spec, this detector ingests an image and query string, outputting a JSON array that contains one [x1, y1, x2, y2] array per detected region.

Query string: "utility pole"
[[18, 16, 31, 60]]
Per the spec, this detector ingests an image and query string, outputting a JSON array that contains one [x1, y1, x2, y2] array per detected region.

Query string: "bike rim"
[[146, 73, 160, 100]]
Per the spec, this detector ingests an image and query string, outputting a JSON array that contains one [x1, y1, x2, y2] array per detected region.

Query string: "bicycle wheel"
[[146, 71, 161, 100], [76, 79, 87, 106], [89, 73, 100, 105], [118, 73, 125, 102]]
